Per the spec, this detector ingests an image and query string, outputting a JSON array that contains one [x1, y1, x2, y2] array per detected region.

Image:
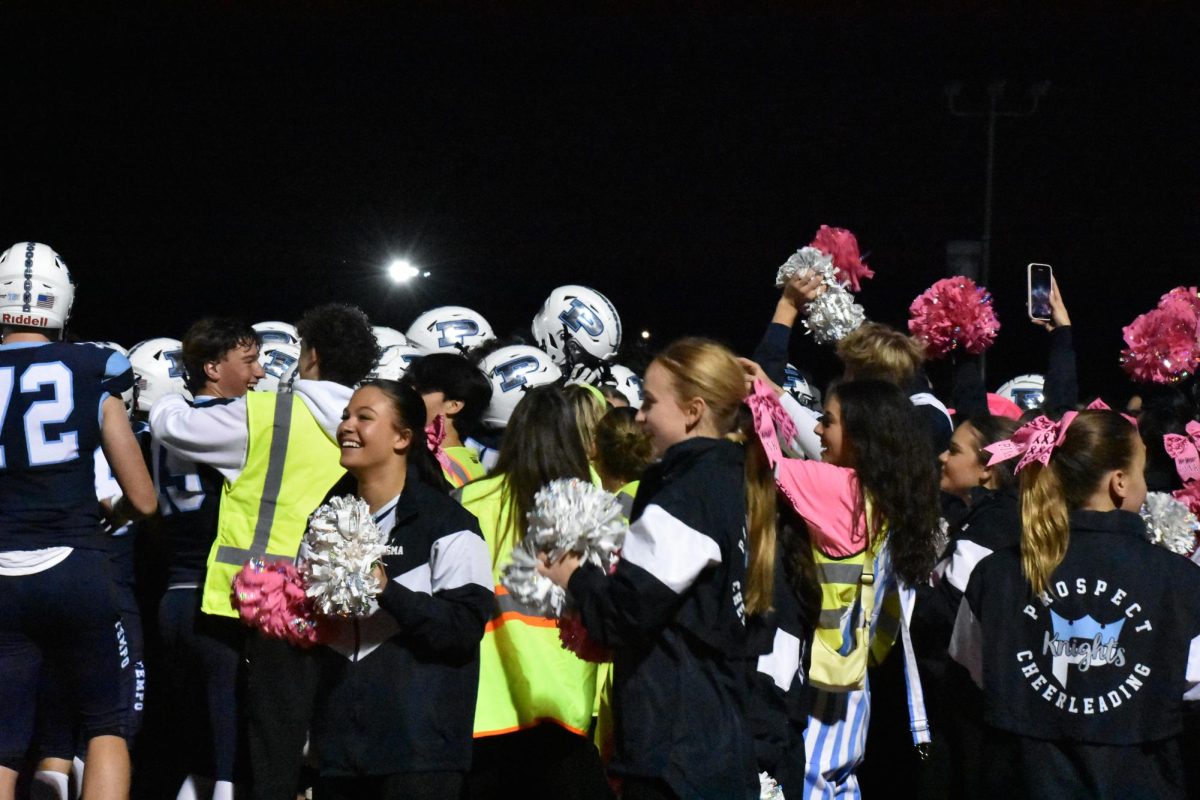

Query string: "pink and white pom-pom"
[[907, 276, 1000, 359], [232, 558, 320, 647]]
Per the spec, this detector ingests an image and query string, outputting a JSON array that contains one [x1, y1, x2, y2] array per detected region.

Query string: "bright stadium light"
[[387, 259, 420, 283]]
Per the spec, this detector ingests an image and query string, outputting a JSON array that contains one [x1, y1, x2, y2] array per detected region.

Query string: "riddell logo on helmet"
[[2, 312, 49, 326]]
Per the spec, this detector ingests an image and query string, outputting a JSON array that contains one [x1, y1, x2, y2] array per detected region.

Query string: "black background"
[[1, 3, 1196, 399]]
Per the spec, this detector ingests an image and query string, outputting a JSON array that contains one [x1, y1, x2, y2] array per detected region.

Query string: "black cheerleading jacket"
[[569, 437, 759, 800], [744, 546, 811, 794], [914, 485, 1020, 677], [950, 509, 1200, 799], [311, 477, 494, 777]]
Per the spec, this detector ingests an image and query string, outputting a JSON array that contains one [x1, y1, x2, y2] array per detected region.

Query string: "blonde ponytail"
[[744, 432, 777, 615], [1019, 461, 1070, 597]]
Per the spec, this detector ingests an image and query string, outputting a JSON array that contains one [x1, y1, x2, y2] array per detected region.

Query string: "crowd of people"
[[1, 237, 1199, 800]]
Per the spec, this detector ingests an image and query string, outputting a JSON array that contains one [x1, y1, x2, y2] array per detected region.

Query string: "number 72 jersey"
[[0, 341, 133, 552]]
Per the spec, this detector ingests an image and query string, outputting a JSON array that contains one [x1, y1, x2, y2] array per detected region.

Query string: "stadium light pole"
[[946, 80, 1051, 289]]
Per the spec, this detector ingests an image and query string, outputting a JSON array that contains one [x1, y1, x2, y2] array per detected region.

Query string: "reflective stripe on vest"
[[200, 391, 346, 618], [458, 475, 599, 738], [214, 391, 292, 566]]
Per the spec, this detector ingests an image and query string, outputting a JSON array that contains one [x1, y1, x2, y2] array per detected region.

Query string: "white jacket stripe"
[[621, 503, 722, 594]]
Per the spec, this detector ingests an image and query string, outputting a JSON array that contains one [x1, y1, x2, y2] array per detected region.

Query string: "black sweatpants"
[[466, 723, 613, 800], [245, 631, 319, 800]]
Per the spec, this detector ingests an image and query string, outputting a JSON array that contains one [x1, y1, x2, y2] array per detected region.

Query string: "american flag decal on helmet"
[[35, 293, 54, 310]]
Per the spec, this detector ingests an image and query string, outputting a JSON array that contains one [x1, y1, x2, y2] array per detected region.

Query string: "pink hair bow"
[[1163, 420, 1200, 484], [425, 414, 455, 476], [984, 398, 1136, 473], [983, 414, 1064, 472]]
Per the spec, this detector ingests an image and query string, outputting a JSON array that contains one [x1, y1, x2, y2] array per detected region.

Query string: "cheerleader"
[[747, 375, 941, 799], [909, 413, 1021, 797], [541, 338, 772, 800], [312, 379, 493, 799], [949, 404, 1200, 798]]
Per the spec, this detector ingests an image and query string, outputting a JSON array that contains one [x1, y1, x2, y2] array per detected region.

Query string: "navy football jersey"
[[0, 341, 133, 551], [152, 397, 232, 586]]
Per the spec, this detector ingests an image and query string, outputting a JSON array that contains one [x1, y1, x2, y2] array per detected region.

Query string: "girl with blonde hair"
[[541, 338, 780, 800], [950, 404, 1200, 798]]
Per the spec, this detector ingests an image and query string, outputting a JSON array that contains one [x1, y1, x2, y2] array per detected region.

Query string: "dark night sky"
[[1, 4, 1196, 400]]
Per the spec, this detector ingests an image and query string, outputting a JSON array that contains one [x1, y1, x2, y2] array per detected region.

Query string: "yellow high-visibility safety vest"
[[458, 474, 598, 738], [201, 391, 347, 618], [441, 444, 487, 489]]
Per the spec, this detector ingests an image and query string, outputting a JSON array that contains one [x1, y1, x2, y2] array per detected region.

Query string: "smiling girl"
[[750, 378, 941, 800], [310, 379, 493, 800], [541, 338, 773, 800]]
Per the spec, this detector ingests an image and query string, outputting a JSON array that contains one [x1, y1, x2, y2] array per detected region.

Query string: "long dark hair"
[[832, 379, 941, 584], [359, 379, 450, 493], [491, 384, 591, 560]]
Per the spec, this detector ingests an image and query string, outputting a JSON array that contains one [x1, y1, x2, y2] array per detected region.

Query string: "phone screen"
[[1028, 263, 1053, 320]]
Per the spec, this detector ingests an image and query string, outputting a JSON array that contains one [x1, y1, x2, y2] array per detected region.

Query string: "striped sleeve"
[[1185, 634, 1200, 701], [377, 527, 493, 658], [568, 501, 720, 649], [620, 503, 722, 594], [948, 596, 984, 689]]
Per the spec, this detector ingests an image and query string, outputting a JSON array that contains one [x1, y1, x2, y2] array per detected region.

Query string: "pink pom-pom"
[[558, 611, 611, 663], [1120, 302, 1200, 385], [1174, 482, 1200, 519], [809, 225, 874, 292], [1160, 286, 1200, 315], [232, 558, 320, 648], [907, 276, 1000, 359]]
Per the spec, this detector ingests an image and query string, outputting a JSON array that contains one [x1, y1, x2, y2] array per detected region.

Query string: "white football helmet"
[[782, 364, 821, 411], [253, 321, 299, 347], [405, 306, 495, 355], [531, 285, 622, 367], [254, 341, 301, 393], [601, 364, 644, 410], [479, 345, 562, 429], [995, 373, 1045, 412], [372, 326, 409, 350], [0, 242, 76, 334], [128, 337, 191, 413], [369, 344, 424, 381]]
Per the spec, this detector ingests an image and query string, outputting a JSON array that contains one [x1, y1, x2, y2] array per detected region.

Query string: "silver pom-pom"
[[776, 247, 833, 288], [1140, 492, 1200, 556], [804, 286, 866, 345], [775, 246, 865, 344], [299, 495, 389, 617], [931, 517, 950, 561], [500, 478, 628, 618], [759, 772, 785, 800]]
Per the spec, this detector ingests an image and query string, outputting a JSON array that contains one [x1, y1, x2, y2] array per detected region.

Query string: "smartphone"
[[1027, 263, 1053, 321]]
